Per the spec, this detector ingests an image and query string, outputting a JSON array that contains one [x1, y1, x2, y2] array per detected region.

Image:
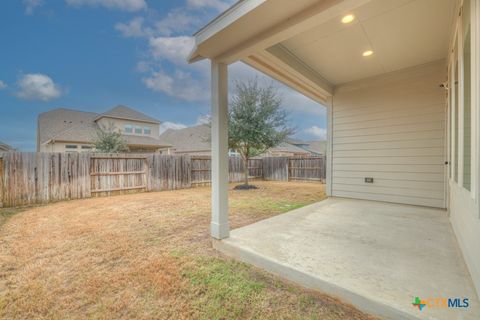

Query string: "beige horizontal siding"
[[331, 61, 446, 208], [333, 170, 444, 182], [333, 130, 444, 144], [332, 190, 444, 208], [333, 177, 444, 190]]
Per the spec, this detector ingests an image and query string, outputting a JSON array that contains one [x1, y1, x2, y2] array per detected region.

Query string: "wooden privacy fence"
[[191, 157, 263, 186], [90, 155, 148, 195], [0, 153, 325, 208], [289, 157, 325, 181]]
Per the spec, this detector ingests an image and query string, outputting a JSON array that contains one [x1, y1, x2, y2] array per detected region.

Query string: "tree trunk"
[[243, 156, 249, 185]]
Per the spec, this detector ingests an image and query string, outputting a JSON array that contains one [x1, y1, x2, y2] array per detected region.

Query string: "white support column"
[[326, 96, 333, 197], [211, 61, 230, 239]]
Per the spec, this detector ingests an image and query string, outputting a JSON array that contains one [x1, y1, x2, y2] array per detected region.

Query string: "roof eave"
[[127, 143, 172, 148], [187, 46, 205, 64], [188, 0, 267, 63], [94, 115, 160, 125]]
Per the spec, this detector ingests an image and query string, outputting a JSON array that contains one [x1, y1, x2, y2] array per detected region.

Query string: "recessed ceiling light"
[[362, 50, 374, 57], [341, 14, 355, 24]]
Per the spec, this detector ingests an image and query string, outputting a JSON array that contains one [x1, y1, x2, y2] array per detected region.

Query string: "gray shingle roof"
[[305, 140, 326, 155], [123, 135, 170, 147], [285, 139, 327, 155], [96, 105, 160, 124], [159, 124, 211, 153], [38, 108, 99, 145], [269, 142, 311, 154], [0, 141, 15, 152]]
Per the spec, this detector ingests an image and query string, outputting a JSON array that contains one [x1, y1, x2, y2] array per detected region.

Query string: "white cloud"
[[187, 0, 231, 11], [149, 36, 196, 66], [114, 0, 326, 112], [23, 0, 43, 15], [305, 126, 327, 140], [115, 9, 200, 39], [66, 0, 146, 11], [281, 89, 326, 116], [0, 80, 7, 90], [142, 36, 210, 101], [143, 69, 208, 102], [160, 121, 188, 134], [115, 17, 152, 38], [16, 74, 63, 101], [155, 9, 199, 37], [196, 114, 211, 125]]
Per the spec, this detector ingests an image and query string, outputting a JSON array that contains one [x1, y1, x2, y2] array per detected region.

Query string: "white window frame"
[[449, 0, 479, 208], [463, 0, 479, 201], [475, 0, 480, 211], [124, 124, 133, 134], [450, 42, 458, 184]]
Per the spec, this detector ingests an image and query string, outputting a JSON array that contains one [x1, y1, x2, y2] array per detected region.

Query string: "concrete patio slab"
[[215, 198, 480, 320]]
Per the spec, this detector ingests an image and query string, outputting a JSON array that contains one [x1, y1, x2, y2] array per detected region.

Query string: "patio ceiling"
[[281, 0, 455, 84], [189, 0, 457, 104]]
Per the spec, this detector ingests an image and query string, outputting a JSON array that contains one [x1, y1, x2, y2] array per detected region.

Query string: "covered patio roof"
[[190, 0, 458, 239], [189, 0, 456, 104]]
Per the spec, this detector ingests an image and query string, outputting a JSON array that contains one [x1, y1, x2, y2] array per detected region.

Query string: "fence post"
[[0, 156, 3, 208]]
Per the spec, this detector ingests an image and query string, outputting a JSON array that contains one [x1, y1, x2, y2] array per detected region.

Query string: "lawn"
[[0, 181, 377, 320]]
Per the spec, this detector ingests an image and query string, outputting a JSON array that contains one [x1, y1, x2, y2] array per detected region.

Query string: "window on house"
[[228, 149, 240, 157], [124, 124, 133, 133], [134, 126, 142, 134], [143, 126, 151, 135], [81, 146, 92, 150], [463, 0, 472, 191], [65, 145, 77, 149]]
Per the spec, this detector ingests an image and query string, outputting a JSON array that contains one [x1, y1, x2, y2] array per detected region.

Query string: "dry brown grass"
[[0, 181, 379, 320]]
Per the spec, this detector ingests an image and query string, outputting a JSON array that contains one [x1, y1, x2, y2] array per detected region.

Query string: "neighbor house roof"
[[38, 108, 99, 145], [305, 140, 326, 155], [0, 141, 15, 152], [124, 135, 169, 147], [95, 105, 160, 124], [159, 124, 211, 153], [268, 142, 311, 155]]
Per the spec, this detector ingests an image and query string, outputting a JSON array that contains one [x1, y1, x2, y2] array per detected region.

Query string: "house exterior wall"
[[447, 0, 480, 296], [97, 117, 160, 138], [449, 184, 480, 298], [331, 61, 446, 208], [40, 142, 94, 153]]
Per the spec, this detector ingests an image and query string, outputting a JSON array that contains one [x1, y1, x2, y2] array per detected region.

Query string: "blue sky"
[[0, 0, 326, 151]]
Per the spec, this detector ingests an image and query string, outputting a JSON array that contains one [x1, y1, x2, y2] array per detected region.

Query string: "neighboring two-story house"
[[37, 105, 171, 153]]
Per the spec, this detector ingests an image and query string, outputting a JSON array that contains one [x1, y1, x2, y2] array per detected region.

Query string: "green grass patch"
[[183, 257, 265, 320], [230, 198, 310, 214], [0, 208, 24, 227]]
